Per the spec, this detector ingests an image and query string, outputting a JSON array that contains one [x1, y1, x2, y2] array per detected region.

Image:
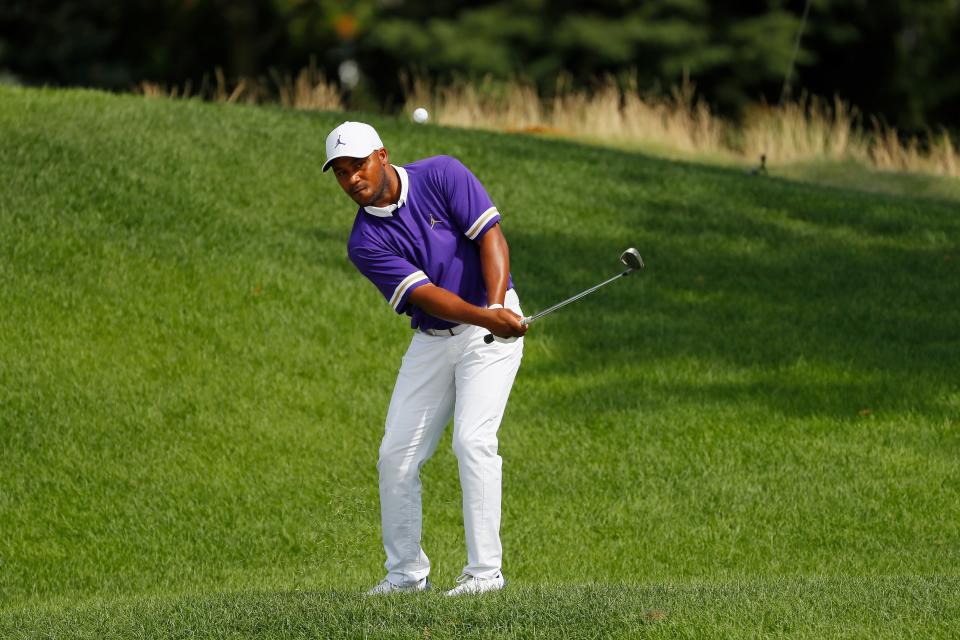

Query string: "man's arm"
[[407, 285, 525, 337], [478, 223, 510, 307], [407, 224, 526, 338]]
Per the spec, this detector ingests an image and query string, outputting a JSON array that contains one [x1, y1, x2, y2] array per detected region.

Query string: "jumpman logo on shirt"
[[429, 214, 441, 229]]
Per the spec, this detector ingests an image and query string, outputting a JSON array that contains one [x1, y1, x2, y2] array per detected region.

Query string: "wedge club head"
[[620, 247, 644, 272]]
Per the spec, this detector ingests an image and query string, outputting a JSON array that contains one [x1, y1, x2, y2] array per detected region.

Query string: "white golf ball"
[[413, 107, 429, 124]]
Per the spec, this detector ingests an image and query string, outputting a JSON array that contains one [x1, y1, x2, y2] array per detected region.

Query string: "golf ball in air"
[[413, 107, 429, 124]]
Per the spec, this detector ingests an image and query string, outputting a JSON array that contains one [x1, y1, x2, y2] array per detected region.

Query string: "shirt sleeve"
[[348, 243, 431, 314], [441, 156, 501, 241]]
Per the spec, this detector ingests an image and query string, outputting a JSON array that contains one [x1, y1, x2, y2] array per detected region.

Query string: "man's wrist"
[[480, 303, 504, 333]]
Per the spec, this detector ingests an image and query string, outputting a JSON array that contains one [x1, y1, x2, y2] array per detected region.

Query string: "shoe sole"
[[444, 579, 507, 597], [365, 580, 431, 596]]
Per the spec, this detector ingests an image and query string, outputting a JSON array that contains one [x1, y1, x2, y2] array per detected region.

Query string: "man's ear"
[[376, 147, 390, 166]]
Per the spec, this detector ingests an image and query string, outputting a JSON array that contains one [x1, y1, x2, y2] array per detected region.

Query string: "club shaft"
[[523, 269, 631, 325]]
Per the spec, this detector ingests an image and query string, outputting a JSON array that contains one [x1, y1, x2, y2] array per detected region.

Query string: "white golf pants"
[[378, 289, 524, 585]]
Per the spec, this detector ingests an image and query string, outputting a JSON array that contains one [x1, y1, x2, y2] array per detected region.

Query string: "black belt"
[[420, 324, 470, 337]]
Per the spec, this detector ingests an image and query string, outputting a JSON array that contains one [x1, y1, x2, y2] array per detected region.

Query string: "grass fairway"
[[2, 87, 958, 638]]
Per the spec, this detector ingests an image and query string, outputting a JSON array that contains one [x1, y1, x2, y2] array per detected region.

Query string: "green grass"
[[1, 86, 958, 638], [773, 159, 960, 203], [4, 578, 958, 639]]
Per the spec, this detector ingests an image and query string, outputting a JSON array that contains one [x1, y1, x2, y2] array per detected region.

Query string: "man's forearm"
[[478, 224, 510, 306], [408, 284, 492, 327], [408, 283, 527, 338]]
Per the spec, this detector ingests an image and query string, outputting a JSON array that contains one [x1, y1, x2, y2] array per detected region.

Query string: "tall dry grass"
[[740, 99, 959, 178], [869, 121, 958, 177], [740, 95, 860, 163], [137, 63, 342, 111], [138, 68, 958, 179], [402, 73, 957, 177], [400, 72, 545, 131], [401, 72, 727, 157], [550, 74, 725, 155]]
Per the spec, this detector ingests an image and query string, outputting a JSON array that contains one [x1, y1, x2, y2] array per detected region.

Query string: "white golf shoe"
[[365, 576, 431, 596], [444, 572, 506, 596]]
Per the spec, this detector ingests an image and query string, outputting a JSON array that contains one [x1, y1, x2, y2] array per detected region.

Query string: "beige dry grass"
[[551, 75, 726, 156], [741, 95, 860, 163], [270, 63, 343, 111], [138, 69, 958, 179], [137, 62, 342, 111], [401, 73, 727, 157], [400, 72, 545, 131], [869, 121, 959, 177], [402, 73, 957, 178]]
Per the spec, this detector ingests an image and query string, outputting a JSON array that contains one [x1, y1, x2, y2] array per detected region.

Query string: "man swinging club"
[[324, 121, 527, 596]]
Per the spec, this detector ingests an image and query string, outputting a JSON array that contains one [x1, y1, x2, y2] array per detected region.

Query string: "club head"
[[620, 248, 644, 271]]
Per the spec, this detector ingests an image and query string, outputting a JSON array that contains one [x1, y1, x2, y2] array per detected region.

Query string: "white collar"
[[363, 165, 408, 217]]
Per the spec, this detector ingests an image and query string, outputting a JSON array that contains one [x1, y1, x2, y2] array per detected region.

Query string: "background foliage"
[[2, 0, 959, 133]]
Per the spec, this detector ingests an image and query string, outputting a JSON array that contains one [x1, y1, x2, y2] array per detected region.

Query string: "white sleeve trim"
[[389, 270, 429, 311], [465, 206, 500, 240]]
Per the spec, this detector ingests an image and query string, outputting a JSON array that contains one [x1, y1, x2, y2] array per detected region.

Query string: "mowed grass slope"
[[1, 87, 958, 638]]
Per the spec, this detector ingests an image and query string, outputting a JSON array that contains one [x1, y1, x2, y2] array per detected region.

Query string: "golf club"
[[484, 248, 644, 344]]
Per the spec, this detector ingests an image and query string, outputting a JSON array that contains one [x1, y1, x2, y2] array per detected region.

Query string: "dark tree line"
[[2, 0, 958, 133]]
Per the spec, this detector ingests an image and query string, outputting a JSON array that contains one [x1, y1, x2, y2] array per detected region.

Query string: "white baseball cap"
[[323, 121, 384, 172]]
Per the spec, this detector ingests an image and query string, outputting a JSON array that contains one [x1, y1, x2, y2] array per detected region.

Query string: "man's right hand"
[[485, 308, 528, 339]]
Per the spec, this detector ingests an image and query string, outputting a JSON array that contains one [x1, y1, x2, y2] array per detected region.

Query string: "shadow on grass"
[[505, 168, 959, 421]]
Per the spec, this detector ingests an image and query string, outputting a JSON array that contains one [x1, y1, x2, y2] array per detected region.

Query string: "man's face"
[[331, 148, 390, 207]]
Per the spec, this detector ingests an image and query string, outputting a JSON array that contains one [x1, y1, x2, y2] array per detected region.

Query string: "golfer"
[[324, 121, 527, 596]]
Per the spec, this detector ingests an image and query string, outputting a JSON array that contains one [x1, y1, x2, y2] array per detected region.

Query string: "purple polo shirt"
[[347, 155, 513, 331]]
